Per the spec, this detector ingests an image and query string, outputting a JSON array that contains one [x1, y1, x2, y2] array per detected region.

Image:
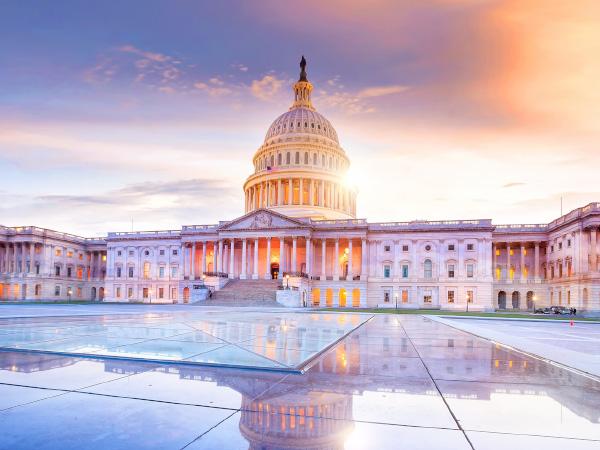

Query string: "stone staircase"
[[198, 279, 283, 307]]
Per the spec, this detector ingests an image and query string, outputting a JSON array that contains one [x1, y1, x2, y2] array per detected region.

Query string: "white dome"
[[265, 107, 339, 144]]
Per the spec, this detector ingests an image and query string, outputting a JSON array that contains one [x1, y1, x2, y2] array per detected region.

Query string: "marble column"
[[264, 237, 271, 279], [190, 243, 196, 280], [291, 237, 297, 272], [321, 239, 327, 280], [305, 238, 311, 278], [506, 243, 511, 280], [361, 239, 367, 279], [348, 238, 353, 279], [29, 243, 35, 273], [201, 241, 207, 275], [241, 239, 247, 279], [288, 178, 293, 205], [309, 179, 315, 206], [20, 243, 26, 274], [520, 243, 526, 281], [592, 229, 598, 272], [278, 237, 284, 279], [252, 238, 259, 279], [299, 178, 303, 205], [334, 239, 339, 280], [229, 238, 235, 278], [277, 179, 282, 205], [219, 240, 225, 273], [320, 180, 325, 207], [534, 242, 540, 280]]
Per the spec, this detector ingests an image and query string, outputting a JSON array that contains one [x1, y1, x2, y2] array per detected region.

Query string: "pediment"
[[218, 209, 309, 231]]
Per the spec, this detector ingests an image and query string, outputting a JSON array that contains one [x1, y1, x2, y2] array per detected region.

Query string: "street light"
[[285, 274, 290, 290], [67, 288, 72, 304], [466, 293, 470, 313], [394, 293, 399, 311]]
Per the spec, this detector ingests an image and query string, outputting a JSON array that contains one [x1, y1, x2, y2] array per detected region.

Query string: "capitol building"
[[1, 58, 599, 312]]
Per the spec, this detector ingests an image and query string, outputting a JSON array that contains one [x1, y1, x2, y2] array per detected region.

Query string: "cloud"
[[250, 75, 284, 101], [118, 45, 170, 63], [502, 182, 526, 188], [357, 85, 409, 98], [193, 78, 233, 96]]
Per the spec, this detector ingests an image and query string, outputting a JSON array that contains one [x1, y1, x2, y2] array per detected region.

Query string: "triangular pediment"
[[218, 209, 310, 231]]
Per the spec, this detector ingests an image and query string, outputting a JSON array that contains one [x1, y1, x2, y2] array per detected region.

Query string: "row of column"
[[0, 243, 104, 280], [492, 242, 541, 281], [245, 178, 355, 215], [184, 237, 367, 281]]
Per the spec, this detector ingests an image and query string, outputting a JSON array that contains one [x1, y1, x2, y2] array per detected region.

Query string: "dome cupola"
[[243, 57, 357, 220]]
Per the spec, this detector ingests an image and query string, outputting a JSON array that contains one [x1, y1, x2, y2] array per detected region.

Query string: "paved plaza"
[[434, 316, 600, 378], [0, 306, 598, 449]]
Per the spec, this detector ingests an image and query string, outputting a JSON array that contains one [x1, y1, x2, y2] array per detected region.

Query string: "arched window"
[[286, 152, 290, 164], [424, 259, 432, 279], [304, 152, 308, 164], [313, 153, 317, 165], [322, 155, 326, 166], [277, 153, 282, 165], [329, 157, 332, 169], [295, 152, 300, 164], [270, 155, 274, 167]]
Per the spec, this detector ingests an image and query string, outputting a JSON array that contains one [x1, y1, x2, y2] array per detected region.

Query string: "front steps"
[[198, 278, 283, 307]]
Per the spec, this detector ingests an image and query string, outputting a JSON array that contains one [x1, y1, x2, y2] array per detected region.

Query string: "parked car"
[[534, 307, 552, 314], [549, 306, 571, 315]]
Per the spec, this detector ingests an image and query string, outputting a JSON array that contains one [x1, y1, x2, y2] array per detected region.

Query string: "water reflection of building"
[[1, 329, 599, 449]]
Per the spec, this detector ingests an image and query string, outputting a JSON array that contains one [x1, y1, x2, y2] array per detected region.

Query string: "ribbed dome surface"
[[265, 107, 339, 144]]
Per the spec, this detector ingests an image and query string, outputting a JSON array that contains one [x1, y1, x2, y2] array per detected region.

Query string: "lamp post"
[[394, 292, 399, 311], [285, 274, 290, 290], [67, 288, 72, 304], [466, 293, 470, 313]]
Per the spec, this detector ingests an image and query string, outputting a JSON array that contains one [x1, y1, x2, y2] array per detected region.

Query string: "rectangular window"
[[77, 287, 82, 298], [550, 245, 554, 252], [128, 287, 133, 298], [447, 290, 455, 303], [467, 244, 474, 251], [467, 290, 474, 303], [172, 249, 178, 256], [55, 249, 62, 257], [383, 265, 391, 278], [171, 266, 177, 278], [117, 250, 122, 256], [55, 265, 61, 276], [448, 244, 455, 251], [67, 250, 73, 258], [54, 285, 60, 296], [159, 249, 165, 256], [384, 245, 391, 252], [35, 264, 40, 275], [116, 287, 121, 298], [143, 287, 149, 299], [158, 287, 164, 299], [402, 265, 408, 278], [448, 264, 455, 278], [495, 249, 500, 256], [467, 264, 474, 278], [567, 239, 571, 247], [143, 262, 150, 279], [171, 287, 177, 300], [383, 291, 390, 303], [79, 253, 83, 260], [129, 250, 134, 256], [128, 267, 134, 278], [159, 266, 165, 278], [401, 290, 408, 303], [402, 245, 409, 252], [558, 242, 562, 250], [117, 267, 122, 278], [423, 290, 432, 303], [67, 267, 72, 278]]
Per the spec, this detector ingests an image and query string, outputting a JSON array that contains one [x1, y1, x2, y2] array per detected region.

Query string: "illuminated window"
[[78, 253, 83, 260], [143, 288, 149, 299], [77, 287, 82, 297], [467, 290, 474, 303], [495, 249, 500, 256], [423, 290, 432, 303], [447, 290, 455, 303], [509, 249, 514, 256], [509, 266, 515, 280], [102, 254, 106, 262], [383, 291, 390, 302], [401, 290, 408, 303], [116, 287, 121, 298], [55, 249, 62, 257], [128, 288, 133, 298], [143, 262, 150, 279], [67, 251, 73, 258]]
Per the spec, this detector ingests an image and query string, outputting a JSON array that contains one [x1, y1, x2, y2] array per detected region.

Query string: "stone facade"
[[1, 59, 599, 311]]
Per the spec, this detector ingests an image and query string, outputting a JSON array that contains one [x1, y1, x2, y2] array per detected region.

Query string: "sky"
[[1, 0, 599, 237]]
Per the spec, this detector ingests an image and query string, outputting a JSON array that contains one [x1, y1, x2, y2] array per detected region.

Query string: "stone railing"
[[107, 230, 180, 239], [312, 218, 367, 226], [203, 271, 229, 278], [0, 225, 106, 244], [282, 271, 308, 279], [370, 219, 493, 231], [494, 223, 548, 232], [181, 224, 218, 232]]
